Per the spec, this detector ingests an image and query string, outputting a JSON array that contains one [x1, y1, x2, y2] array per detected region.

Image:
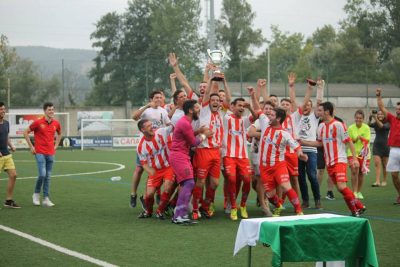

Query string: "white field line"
[[0, 160, 125, 181], [0, 224, 119, 267]]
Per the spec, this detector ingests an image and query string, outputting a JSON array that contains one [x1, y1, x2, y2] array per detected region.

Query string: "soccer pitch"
[[0, 149, 399, 266]]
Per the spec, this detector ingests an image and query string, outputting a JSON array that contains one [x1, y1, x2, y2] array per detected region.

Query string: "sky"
[[0, 0, 348, 50]]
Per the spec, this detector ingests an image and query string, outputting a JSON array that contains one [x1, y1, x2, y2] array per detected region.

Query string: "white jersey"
[[137, 126, 173, 169], [296, 111, 319, 153], [196, 102, 223, 149], [317, 119, 351, 167], [282, 109, 301, 153], [140, 106, 170, 129], [222, 113, 253, 159], [171, 108, 184, 127], [259, 114, 300, 167]]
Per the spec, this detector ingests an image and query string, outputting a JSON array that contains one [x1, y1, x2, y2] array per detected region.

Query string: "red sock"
[[240, 177, 251, 207], [286, 189, 302, 213], [203, 186, 216, 210], [157, 191, 170, 213], [268, 195, 280, 207], [192, 186, 202, 212], [228, 175, 238, 209], [144, 195, 154, 214], [281, 191, 287, 204], [340, 187, 358, 213]]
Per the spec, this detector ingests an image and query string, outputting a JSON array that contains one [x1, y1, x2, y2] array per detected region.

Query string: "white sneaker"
[[225, 202, 232, 214], [42, 197, 55, 207], [32, 193, 40, 206]]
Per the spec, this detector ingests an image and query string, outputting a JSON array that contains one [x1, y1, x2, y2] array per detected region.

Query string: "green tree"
[[0, 35, 17, 99], [216, 0, 264, 80]]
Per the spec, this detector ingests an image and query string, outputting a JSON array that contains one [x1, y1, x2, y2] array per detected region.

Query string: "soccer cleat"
[[358, 206, 367, 215], [172, 216, 198, 225], [138, 211, 152, 218], [371, 183, 380, 187], [230, 208, 238, 221], [199, 207, 212, 219], [357, 192, 364, 199], [272, 206, 282, 217], [4, 200, 21, 209], [155, 211, 165, 220], [32, 193, 40, 206], [352, 211, 361, 217], [130, 194, 137, 208], [42, 197, 55, 207], [394, 196, 400, 205], [209, 202, 216, 215], [296, 212, 304, 216], [325, 191, 335, 200], [315, 200, 322, 210], [239, 206, 248, 219]]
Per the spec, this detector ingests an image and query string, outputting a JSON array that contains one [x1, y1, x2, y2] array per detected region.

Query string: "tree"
[[0, 35, 17, 98], [216, 0, 264, 80]]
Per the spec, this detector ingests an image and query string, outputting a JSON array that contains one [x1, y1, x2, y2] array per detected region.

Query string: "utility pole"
[[209, 0, 216, 50], [7, 78, 10, 108], [62, 59, 65, 111]]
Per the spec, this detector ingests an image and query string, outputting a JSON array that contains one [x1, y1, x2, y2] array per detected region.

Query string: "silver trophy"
[[207, 49, 226, 81]]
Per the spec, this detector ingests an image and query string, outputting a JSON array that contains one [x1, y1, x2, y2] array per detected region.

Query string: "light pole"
[[7, 78, 10, 108], [267, 42, 271, 96]]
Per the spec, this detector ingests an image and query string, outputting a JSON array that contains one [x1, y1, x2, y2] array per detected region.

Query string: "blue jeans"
[[34, 154, 55, 197], [298, 152, 320, 202]]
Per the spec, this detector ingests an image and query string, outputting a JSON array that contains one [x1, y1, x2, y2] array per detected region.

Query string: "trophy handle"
[[207, 49, 212, 58], [221, 50, 226, 59]]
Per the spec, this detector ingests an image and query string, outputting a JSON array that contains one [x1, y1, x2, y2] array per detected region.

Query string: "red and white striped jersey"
[[282, 109, 301, 153], [195, 102, 224, 148], [317, 119, 351, 167], [137, 126, 173, 169], [259, 114, 300, 167], [222, 113, 253, 158], [187, 90, 202, 105]]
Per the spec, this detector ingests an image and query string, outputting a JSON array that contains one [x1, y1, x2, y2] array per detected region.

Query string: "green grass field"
[[0, 149, 399, 266]]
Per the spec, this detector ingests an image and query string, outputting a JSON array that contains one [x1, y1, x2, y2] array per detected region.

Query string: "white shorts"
[[387, 147, 400, 172]]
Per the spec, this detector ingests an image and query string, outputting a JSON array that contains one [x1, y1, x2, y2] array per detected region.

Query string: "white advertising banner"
[[7, 109, 43, 136], [113, 136, 141, 147], [77, 111, 113, 132]]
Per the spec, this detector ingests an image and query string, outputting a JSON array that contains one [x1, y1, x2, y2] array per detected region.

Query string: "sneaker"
[[32, 193, 40, 206], [155, 211, 165, 220], [325, 191, 335, 200], [230, 208, 238, 221], [42, 197, 55, 207], [239, 206, 248, 219], [139, 195, 146, 211], [381, 181, 387, 186], [4, 200, 21, 209], [225, 202, 232, 214], [262, 207, 273, 217], [352, 206, 367, 217], [352, 211, 361, 217], [296, 211, 304, 216], [315, 200, 322, 209], [138, 211, 152, 218], [393, 196, 400, 205], [130, 194, 137, 208], [357, 192, 364, 200], [172, 216, 198, 225], [192, 211, 199, 220], [301, 201, 310, 209], [358, 206, 367, 215], [371, 183, 380, 187]]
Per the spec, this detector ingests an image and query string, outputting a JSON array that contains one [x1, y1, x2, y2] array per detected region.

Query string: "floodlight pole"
[[209, 0, 216, 50], [7, 78, 10, 108]]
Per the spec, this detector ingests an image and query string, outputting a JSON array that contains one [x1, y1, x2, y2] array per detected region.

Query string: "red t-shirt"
[[29, 117, 61, 155], [387, 112, 400, 147]]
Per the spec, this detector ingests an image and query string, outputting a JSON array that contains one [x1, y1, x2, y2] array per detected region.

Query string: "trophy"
[[207, 49, 226, 81]]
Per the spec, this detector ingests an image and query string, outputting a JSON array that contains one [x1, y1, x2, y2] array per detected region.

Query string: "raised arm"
[[302, 80, 314, 111], [222, 76, 232, 106], [132, 102, 152, 121], [168, 53, 194, 98], [259, 79, 269, 103], [288, 72, 298, 112], [202, 78, 213, 104], [170, 73, 177, 96], [376, 88, 388, 117]]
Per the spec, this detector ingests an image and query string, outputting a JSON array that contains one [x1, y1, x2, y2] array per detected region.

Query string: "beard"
[[193, 112, 199, 121]]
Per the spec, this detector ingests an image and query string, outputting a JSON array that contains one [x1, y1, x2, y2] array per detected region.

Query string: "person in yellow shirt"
[[347, 110, 371, 199]]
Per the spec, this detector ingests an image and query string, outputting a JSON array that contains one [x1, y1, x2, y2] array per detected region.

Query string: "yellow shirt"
[[346, 123, 371, 159]]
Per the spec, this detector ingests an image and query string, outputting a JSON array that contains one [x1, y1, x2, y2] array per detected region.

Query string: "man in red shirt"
[[24, 102, 62, 207], [376, 88, 400, 204]]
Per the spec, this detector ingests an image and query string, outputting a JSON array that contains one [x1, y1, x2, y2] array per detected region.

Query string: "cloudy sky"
[[0, 0, 348, 50]]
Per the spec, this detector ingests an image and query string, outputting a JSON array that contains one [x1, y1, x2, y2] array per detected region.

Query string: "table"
[[234, 214, 378, 267]]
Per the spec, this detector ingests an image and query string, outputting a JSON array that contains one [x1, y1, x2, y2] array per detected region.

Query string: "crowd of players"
[[129, 53, 400, 225]]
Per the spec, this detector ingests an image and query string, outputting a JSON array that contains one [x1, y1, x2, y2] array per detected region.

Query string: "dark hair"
[[200, 81, 207, 84], [231, 97, 245, 106], [43, 102, 54, 111], [149, 90, 162, 99], [173, 89, 185, 103], [354, 109, 365, 118], [209, 93, 220, 99], [138, 119, 150, 132], [397, 102, 400, 106], [0, 102, 5, 107], [270, 94, 278, 98], [319, 102, 334, 116], [274, 107, 287, 124], [264, 100, 273, 107], [218, 89, 225, 93], [280, 98, 291, 104], [183, 100, 197, 115]]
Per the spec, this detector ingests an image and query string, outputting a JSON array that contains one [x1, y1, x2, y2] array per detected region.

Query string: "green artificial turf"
[[0, 149, 399, 266]]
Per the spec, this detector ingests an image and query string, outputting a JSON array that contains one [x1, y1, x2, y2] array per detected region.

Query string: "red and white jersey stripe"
[[137, 126, 173, 169], [222, 113, 253, 159], [196, 102, 224, 148], [317, 119, 351, 167], [259, 114, 300, 167], [282, 110, 300, 153]]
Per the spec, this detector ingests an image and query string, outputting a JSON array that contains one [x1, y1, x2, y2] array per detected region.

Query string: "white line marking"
[[0, 160, 125, 181], [0, 224, 119, 267]]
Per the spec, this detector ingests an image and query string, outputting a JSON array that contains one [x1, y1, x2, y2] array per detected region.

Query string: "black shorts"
[[373, 143, 390, 158], [317, 148, 325, 169]]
